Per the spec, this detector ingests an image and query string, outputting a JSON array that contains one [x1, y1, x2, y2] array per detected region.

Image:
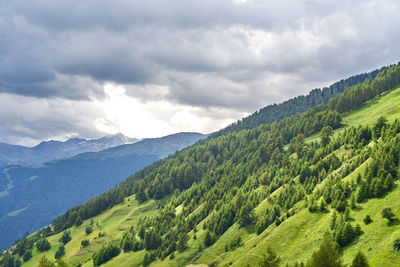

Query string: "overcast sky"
[[1, 0, 399, 146]]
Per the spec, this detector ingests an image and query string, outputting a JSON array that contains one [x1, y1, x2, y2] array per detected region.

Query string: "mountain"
[[3, 65, 400, 267], [0, 133, 139, 168], [212, 64, 397, 137], [0, 132, 205, 250]]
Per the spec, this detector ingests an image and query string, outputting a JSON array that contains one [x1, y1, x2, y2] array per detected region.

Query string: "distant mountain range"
[[0, 133, 139, 168], [0, 132, 205, 249]]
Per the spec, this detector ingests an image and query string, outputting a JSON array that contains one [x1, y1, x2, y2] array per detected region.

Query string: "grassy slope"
[[22, 87, 400, 267], [304, 85, 400, 144]]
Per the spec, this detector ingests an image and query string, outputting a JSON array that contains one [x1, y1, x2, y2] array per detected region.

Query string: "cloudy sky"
[[1, 0, 399, 146]]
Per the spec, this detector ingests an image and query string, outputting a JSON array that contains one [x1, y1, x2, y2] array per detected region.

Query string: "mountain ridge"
[[212, 63, 399, 137], [0, 132, 205, 250], [0, 133, 139, 168]]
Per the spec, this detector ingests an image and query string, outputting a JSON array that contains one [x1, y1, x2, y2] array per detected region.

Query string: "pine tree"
[[351, 251, 370, 267], [59, 231, 71, 245], [260, 247, 281, 267], [54, 245, 65, 260], [350, 195, 357, 210], [393, 238, 400, 251], [384, 173, 394, 192], [321, 126, 334, 146], [381, 207, 395, 224], [204, 230, 214, 247], [307, 234, 343, 267], [136, 184, 147, 203], [142, 253, 150, 267], [330, 211, 337, 230], [22, 250, 32, 262], [363, 215, 372, 225], [373, 177, 384, 197], [36, 238, 51, 252], [74, 216, 83, 226], [238, 202, 254, 227], [177, 233, 189, 252], [372, 116, 387, 140]]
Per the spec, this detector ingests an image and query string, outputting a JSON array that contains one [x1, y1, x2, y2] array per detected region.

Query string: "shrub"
[[393, 239, 400, 251], [363, 215, 372, 225], [22, 250, 32, 262], [59, 231, 71, 245], [92, 241, 120, 266], [55, 245, 65, 260], [85, 226, 93, 235], [381, 208, 395, 224], [36, 238, 51, 252], [81, 239, 90, 247]]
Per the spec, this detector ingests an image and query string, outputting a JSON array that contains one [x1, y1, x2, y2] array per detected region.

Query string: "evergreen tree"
[[36, 238, 51, 252], [75, 216, 83, 226], [351, 251, 370, 267], [393, 238, 400, 251], [85, 226, 93, 235], [363, 215, 372, 225], [260, 247, 281, 267], [59, 231, 71, 245], [136, 183, 147, 203], [381, 208, 395, 224], [177, 233, 189, 252], [204, 231, 214, 247], [22, 250, 32, 262], [307, 234, 343, 267], [372, 116, 387, 140], [321, 126, 334, 146], [81, 239, 89, 247], [92, 242, 120, 266], [350, 195, 357, 210], [330, 211, 337, 230], [383, 173, 394, 192], [143, 253, 150, 267], [238, 202, 254, 227], [54, 246, 65, 260]]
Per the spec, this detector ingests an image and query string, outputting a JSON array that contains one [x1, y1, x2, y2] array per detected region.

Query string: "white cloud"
[[93, 84, 242, 139], [0, 0, 399, 144]]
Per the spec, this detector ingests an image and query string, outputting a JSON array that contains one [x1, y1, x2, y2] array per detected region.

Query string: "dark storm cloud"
[[1, 0, 400, 144], [2, 0, 400, 104]]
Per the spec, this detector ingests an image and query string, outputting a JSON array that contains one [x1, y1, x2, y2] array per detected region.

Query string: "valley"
[[0, 133, 205, 250]]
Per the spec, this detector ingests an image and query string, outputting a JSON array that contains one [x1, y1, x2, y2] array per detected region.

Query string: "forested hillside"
[[2, 65, 400, 267], [213, 64, 394, 137]]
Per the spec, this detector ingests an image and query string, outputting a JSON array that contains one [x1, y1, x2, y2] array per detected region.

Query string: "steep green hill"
[[3, 65, 400, 267], [212, 64, 394, 137]]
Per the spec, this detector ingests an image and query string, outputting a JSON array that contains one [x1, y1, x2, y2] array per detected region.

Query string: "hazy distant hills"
[[0, 133, 139, 168], [0, 132, 205, 249]]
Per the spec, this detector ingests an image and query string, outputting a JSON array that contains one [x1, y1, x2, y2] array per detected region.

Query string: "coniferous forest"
[[2, 64, 400, 266]]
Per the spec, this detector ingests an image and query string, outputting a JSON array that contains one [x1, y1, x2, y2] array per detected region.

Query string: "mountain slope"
[[0, 132, 205, 250], [4, 65, 400, 267], [0, 133, 139, 168], [212, 64, 395, 137]]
